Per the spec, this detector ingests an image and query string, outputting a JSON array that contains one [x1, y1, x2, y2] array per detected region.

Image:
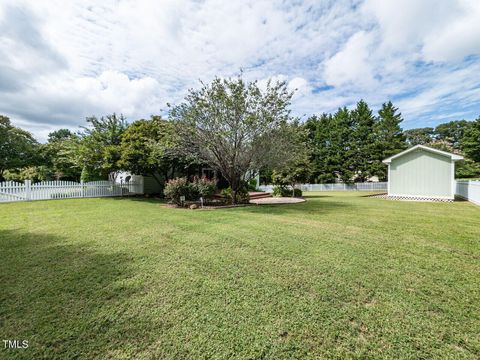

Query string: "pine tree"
[[348, 100, 376, 181], [461, 117, 480, 162], [372, 101, 407, 180]]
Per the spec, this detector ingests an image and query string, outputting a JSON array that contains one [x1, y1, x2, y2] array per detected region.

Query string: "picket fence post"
[[81, 180, 85, 198], [25, 180, 32, 201]]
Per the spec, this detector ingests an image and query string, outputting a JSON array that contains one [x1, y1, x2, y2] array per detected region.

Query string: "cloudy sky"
[[1, 0, 480, 141]]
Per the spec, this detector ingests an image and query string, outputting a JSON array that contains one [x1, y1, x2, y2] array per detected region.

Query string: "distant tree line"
[[1, 78, 479, 191], [297, 102, 480, 183]]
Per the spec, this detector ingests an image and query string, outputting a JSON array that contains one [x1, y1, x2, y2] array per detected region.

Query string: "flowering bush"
[[193, 176, 216, 199], [164, 177, 190, 205], [164, 176, 217, 205]]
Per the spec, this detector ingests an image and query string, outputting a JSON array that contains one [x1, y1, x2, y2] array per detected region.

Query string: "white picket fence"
[[258, 182, 388, 193], [0, 180, 144, 203], [455, 180, 480, 206]]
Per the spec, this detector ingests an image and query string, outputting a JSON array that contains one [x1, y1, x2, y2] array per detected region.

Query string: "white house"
[[383, 145, 463, 200]]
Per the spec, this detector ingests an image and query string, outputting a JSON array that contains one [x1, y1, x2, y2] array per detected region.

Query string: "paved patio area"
[[250, 197, 306, 205]]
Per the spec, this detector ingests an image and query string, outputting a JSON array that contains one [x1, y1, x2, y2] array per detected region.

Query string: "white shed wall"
[[389, 149, 454, 198]]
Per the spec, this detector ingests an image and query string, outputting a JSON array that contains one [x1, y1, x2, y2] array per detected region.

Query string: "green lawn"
[[1, 192, 479, 359]]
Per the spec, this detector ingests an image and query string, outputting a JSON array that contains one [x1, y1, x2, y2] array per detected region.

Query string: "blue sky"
[[1, 0, 479, 141]]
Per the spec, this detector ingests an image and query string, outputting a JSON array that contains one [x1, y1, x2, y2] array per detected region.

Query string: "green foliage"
[[272, 185, 287, 197], [164, 177, 191, 205], [119, 116, 182, 185], [371, 101, 407, 180], [461, 117, 480, 162], [47, 128, 75, 142], [80, 166, 103, 182], [271, 120, 312, 189], [221, 186, 250, 204], [305, 110, 350, 183], [3, 166, 52, 182], [42, 129, 82, 181], [164, 176, 217, 205], [272, 185, 302, 197], [305, 101, 406, 183], [348, 100, 377, 182], [404, 127, 435, 145], [77, 113, 128, 180], [170, 75, 301, 204], [455, 159, 480, 178], [246, 178, 258, 191], [0, 115, 39, 180], [435, 120, 472, 150], [193, 176, 217, 199]]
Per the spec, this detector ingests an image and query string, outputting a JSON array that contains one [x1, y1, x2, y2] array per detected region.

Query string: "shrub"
[[272, 186, 302, 197], [293, 188, 302, 197], [164, 176, 217, 205], [272, 185, 291, 197], [192, 176, 216, 199], [247, 178, 258, 191], [164, 177, 191, 205], [221, 186, 250, 204]]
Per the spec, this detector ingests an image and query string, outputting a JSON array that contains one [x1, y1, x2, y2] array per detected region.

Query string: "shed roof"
[[382, 145, 463, 164]]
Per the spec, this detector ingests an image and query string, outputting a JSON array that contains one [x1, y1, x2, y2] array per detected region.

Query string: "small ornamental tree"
[[271, 121, 311, 196], [169, 75, 301, 204]]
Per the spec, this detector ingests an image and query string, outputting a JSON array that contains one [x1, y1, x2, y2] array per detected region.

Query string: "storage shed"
[[383, 145, 463, 200]]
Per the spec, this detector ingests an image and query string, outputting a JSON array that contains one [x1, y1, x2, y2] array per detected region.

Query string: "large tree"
[[404, 127, 435, 146], [169, 76, 301, 203], [372, 101, 407, 180], [305, 107, 353, 183], [119, 116, 182, 185], [461, 117, 480, 162], [348, 100, 376, 181], [435, 120, 472, 150], [41, 129, 82, 181], [0, 115, 39, 181], [77, 113, 128, 181]]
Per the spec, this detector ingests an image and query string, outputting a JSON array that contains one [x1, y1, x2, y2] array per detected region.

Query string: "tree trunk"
[[232, 188, 237, 205]]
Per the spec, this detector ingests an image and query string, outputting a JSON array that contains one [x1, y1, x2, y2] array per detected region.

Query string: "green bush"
[[193, 176, 216, 199], [247, 178, 258, 191], [164, 176, 217, 205], [164, 177, 191, 205], [272, 186, 302, 197], [293, 188, 303, 197], [221, 187, 250, 204], [272, 185, 290, 197]]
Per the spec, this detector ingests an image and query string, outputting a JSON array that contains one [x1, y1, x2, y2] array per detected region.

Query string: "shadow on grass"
[[242, 197, 352, 216], [302, 195, 333, 199], [0, 229, 141, 359], [100, 196, 165, 204]]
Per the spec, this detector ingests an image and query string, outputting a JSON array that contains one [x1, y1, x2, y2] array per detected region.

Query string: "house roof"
[[382, 145, 464, 164]]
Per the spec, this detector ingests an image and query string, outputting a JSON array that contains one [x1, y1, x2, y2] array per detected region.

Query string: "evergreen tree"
[[461, 117, 480, 162], [372, 101, 407, 180], [348, 100, 376, 181]]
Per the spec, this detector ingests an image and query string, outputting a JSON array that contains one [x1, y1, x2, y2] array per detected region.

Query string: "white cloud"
[[323, 31, 376, 88], [361, 0, 480, 62], [0, 0, 479, 141]]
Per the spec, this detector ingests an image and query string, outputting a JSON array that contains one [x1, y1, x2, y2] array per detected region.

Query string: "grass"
[[0, 192, 479, 359]]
